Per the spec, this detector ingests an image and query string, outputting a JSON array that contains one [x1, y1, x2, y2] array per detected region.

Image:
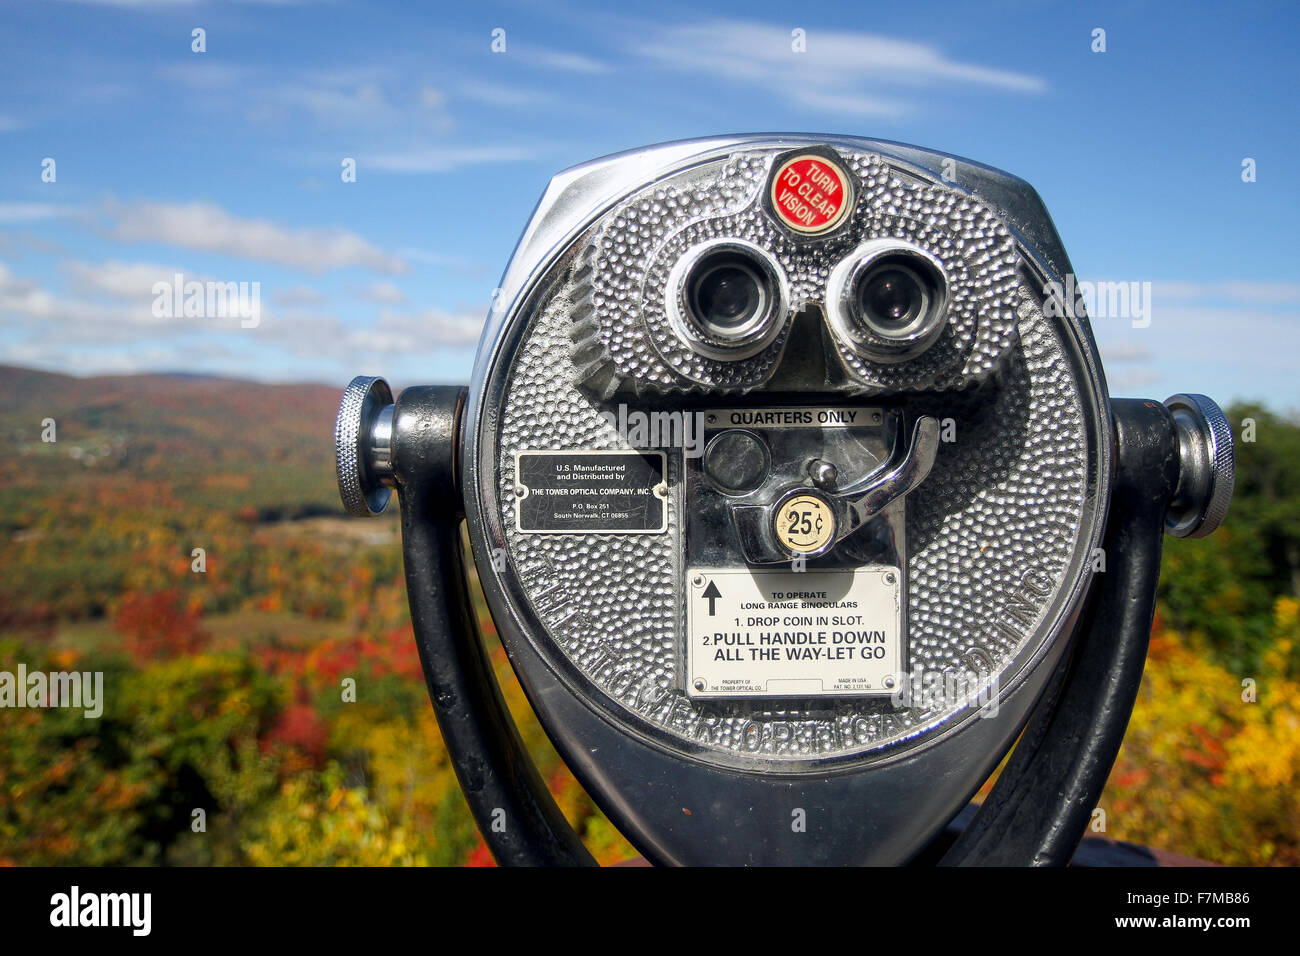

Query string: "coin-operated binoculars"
[[335, 135, 1234, 866]]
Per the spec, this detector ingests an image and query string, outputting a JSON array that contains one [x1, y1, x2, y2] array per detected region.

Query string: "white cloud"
[[458, 80, 552, 108], [365, 144, 539, 174], [399, 247, 490, 277], [0, 260, 173, 337], [0, 232, 64, 257], [1153, 280, 1300, 305], [65, 260, 192, 300], [107, 200, 408, 274], [2, 342, 243, 379], [262, 80, 451, 132], [282, 81, 390, 123], [1099, 342, 1154, 363], [0, 261, 61, 318], [792, 90, 910, 118], [0, 203, 76, 224], [157, 62, 251, 88], [158, 62, 455, 136], [1107, 368, 1163, 392], [251, 306, 484, 363], [56, 0, 321, 6], [273, 284, 326, 308], [531, 49, 611, 74], [0, 260, 277, 372], [0, 259, 484, 368], [51, 0, 199, 6], [632, 20, 1046, 116], [1091, 291, 1300, 405], [385, 307, 483, 349], [357, 281, 407, 305]]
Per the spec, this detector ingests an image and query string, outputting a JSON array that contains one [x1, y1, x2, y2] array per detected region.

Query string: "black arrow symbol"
[[702, 580, 721, 616]]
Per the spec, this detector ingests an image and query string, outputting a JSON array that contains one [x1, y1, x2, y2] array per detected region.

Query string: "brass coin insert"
[[774, 492, 836, 554]]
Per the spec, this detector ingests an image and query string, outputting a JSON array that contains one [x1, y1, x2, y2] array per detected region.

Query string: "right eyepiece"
[[827, 240, 949, 363]]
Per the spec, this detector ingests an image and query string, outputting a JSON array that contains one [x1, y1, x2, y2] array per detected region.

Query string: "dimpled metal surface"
[[492, 148, 1091, 763], [577, 150, 1020, 395]]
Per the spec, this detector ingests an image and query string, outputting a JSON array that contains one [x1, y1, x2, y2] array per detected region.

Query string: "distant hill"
[[0, 364, 340, 465], [0, 364, 344, 516], [0, 364, 388, 628]]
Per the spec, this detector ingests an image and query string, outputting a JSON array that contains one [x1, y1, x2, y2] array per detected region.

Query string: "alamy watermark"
[[50, 886, 150, 936], [1043, 275, 1152, 329], [152, 272, 261, 328], [597, 404, 706, 459], [0, 664, 103, 718], [889, 664, 999, 718]]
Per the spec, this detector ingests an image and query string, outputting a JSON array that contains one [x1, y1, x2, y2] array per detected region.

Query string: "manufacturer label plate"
[[515, 450, 667, 534], [686, 567, 901, 699]]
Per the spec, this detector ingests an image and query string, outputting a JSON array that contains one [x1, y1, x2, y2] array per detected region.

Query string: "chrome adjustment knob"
[[335, 375, 395, 517], [1163, 393, 1235, 538]]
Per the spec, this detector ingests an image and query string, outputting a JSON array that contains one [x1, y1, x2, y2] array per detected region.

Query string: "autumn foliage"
[[113, 589, 210, 663], [0, 369, 1296, 866]]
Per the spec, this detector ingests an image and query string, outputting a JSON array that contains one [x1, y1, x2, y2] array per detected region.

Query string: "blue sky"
[[0, 0, 1296, 407]]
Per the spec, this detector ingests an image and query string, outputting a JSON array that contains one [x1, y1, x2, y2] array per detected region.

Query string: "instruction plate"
[[686, 567, 902, 699]]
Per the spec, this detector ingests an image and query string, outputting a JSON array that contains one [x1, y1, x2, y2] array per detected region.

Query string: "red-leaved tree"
[[111, 589, 210, 663]]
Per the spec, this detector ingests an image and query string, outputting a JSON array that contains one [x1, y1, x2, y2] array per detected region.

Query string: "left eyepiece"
[[667, 239, 789, 361]]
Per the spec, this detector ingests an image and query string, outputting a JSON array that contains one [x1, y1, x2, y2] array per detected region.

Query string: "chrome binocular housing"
[[336, 135, 1234, 866]]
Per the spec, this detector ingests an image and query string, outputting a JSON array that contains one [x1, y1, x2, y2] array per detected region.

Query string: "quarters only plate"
[[686, 566, 902, 700]]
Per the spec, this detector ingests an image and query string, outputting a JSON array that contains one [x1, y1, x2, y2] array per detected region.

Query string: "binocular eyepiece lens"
[[668, 240, 788, 361], [858, 263, 927, 330], [828, 242, 949, 363], [690, 256, 764, 333]]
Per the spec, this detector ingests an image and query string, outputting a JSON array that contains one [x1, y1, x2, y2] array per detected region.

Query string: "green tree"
[[1159, 402, 1300, 673]]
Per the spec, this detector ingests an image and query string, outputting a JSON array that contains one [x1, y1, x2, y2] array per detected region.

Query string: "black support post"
[[941, 399, 1181, 866], [391, 385, 595, 867]]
